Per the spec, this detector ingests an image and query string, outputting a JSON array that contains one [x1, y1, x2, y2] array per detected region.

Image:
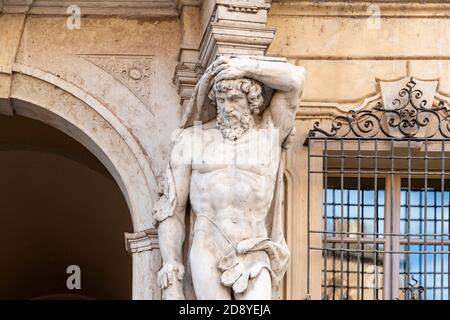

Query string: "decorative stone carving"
[[3, 0, 179, 16], [82, 55, 154, 114], [198, 0, 275, 69], [227, 4, 259, 13], [153, 56, 306, 300], [307, 77, 450, 140], [125, 229, 160, 254]]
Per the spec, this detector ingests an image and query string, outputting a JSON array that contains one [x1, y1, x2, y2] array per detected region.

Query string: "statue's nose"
[[224, 103, 236, 113]]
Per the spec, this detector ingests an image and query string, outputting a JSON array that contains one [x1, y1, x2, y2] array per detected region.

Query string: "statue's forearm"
[[157, 212, 186, 299], [158, 213, 185, 264], [246, 59, 305, 93]]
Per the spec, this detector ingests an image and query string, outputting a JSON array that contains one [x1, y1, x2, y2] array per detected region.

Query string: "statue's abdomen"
[[190, 167, 275, 218]]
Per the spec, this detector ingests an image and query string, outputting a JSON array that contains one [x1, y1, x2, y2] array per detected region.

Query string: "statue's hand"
[[157, 261, 185, 289], [213, 56, 257, 82], [195, 56, 232, 103]]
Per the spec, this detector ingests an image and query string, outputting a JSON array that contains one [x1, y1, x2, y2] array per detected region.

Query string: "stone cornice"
[[177, 0, 201, 11], [198, 22, 275, 68], [271, 1, 450, 18], [0, 0, 199, 17], [297, 93, 450, 122], [125, 229, 159, 254], [1, 0, 33, 13], [296, 96, 382, 121], [174, 0, 276, 106], [196, 0, 275, 68]]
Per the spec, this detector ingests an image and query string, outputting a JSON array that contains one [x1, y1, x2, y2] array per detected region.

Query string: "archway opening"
[[0, 114, 133, 299]]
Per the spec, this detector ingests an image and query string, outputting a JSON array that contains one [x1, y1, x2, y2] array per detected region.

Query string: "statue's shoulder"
[[169, 127, 195, 150], [170, 120, 219, 149], [173, 125, 196, 137]]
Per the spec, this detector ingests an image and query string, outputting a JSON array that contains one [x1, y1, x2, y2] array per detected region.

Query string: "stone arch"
[[8, 64, 157, 232]]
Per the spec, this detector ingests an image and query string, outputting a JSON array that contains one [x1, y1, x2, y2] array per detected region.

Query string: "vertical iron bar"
[[357, 139, 361, 300], [340, 139, 344, 299], [361, 189, 365, 300], [448, 150, 450, 302], [323, 138, 328, 300], [447, 159, 450, 301], [307, 139, 311, 298], [441, 140, 445, 300], [433, 242, 437, 300], [424, 140, 428, 299], [332, 204, 336, 300], [332, 241, 336, 300], [389, 139, 395, 299], [373, 139, 379, 300], [434, 177, 437, 299], [407, 139, 412, 300], [346, 189, 350, 299]]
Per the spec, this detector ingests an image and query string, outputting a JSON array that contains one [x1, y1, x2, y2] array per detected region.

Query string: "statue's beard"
[[217, 109, 253, 141]]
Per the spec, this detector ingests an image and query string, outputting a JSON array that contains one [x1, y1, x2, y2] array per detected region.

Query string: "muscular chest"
[[192, 128, 281, 175]]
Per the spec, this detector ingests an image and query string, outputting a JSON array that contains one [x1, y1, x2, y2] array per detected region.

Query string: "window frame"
[[308, 138, 450, 300]]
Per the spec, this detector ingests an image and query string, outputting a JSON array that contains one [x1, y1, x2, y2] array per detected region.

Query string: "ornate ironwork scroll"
[[308, 78, 450, 140], [401, 276, 425, 300]]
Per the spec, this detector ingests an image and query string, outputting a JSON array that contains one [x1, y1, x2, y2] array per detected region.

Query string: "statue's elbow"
[[292, 65, 306, 91]]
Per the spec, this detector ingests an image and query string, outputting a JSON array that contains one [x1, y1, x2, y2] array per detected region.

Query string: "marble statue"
[[152, 56, 306, 300]]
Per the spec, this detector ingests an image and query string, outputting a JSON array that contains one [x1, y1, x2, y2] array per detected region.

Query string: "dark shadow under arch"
[[0, 114, 133, 299]]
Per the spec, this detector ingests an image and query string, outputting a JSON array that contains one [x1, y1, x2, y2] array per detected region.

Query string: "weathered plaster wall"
[[267, 0, 450, 300], [14, 15, 181, 178], [0, 12, 182, 299], [268, 1, 450, 103]]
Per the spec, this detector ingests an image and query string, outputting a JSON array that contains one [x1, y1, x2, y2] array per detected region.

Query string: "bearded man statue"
[[152, 56, 306, 300]]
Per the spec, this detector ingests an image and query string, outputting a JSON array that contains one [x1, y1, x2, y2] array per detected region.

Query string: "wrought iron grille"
[[306, 78, 450, 300]]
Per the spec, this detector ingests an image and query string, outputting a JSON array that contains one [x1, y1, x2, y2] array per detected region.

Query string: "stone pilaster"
[[173, 0, 202, 107], [174, 0, 276, 109], [125, 229, 162, 300], [198, 0, 275, 69]]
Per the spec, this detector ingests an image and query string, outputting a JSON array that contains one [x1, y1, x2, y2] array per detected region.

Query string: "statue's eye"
[[217, 98, 225, 103]]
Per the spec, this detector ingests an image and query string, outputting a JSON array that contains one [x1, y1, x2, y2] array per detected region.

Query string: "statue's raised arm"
[[210, 56, 306, 146]]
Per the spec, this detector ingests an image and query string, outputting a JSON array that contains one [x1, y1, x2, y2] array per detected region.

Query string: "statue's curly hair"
[[208, 79, 264, 114]]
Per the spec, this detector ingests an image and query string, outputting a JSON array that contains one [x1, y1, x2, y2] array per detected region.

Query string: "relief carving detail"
[[82, 55, 154, 114]]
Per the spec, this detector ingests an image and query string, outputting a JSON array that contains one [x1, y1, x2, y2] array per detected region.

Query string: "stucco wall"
[[267, 0, 450, 300], [268, 1, 450, 103], [15, 15, 181, 177]]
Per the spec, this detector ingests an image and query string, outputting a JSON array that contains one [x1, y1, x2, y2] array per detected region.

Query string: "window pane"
[[322, 243, 384, 300], [399, 179, 450, 300], [399, 245, 449, 300], [324, 178, 385, 239], [322, 178, 385, 300]]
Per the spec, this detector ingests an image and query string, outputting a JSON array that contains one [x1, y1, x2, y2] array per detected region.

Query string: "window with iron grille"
[[306, 79, 450, 300]]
